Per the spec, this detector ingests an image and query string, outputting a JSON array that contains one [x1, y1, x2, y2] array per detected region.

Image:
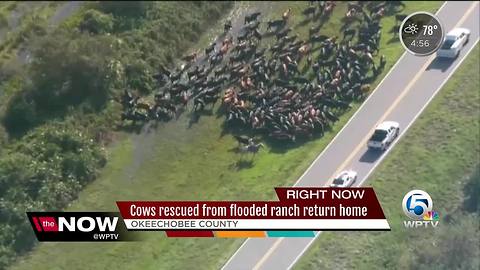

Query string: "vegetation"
[[295, 45, 480, 270], [0, 2, 59, 71], [4, 31, 119, 134], [9, 2, 443, 270], [78, 9, 114, 34], [0, 1, 232, 269], [4, 1, 233, 136], [0, 123, 106, 256]]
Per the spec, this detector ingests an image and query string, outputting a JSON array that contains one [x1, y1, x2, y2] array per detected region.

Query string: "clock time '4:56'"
[[410, 39, 429, 47]]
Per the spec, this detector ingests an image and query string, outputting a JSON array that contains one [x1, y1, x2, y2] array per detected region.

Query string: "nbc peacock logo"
[[423, 211, 439, 221]]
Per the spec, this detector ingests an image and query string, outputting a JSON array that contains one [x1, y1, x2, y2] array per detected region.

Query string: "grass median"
[[295, 44, 480, 270]]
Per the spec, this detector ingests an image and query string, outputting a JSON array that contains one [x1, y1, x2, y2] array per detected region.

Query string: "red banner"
[[116, 187, 385, 220]]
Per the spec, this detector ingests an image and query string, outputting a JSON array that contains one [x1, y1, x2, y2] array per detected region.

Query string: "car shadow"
[[359, 149, 383, 163], [426, 57, 455, 72]]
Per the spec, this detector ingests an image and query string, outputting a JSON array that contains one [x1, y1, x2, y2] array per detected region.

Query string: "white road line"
[[286, 34, 480, 270], [286, 37, 479, 270], [286, 2, 479, 270], [222, 1, 466, 269], [266, 49, 438, 270], [254, 2, 472, 269], [222, 20, 412, 270]]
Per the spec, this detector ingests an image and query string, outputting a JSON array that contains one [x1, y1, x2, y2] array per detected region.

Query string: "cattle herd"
[[121, 1, 406, 143]]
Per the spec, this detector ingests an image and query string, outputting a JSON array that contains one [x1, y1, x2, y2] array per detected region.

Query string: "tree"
[[2, 93, 38, 135], [98, 1, 152, 18], [79, 9, 114, 34], [29, 30, 118, 111]]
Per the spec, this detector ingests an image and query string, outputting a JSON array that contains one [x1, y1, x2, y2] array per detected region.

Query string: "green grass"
[[295, 44, 480, 270], [11, 87, 358, 270], [10, 1, 443, 270]]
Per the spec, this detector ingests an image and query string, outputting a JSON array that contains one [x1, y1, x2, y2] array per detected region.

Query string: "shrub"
[[3, 93, 38, 135], [79, 9, 114, 34], [29, 30, 117, 111], [124, 59, 155, 95], [0, 123, 107, 266], [98, 1, 152, 18]]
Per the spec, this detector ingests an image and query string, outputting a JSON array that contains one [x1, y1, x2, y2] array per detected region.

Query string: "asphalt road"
[[222, 1, 480, 270]]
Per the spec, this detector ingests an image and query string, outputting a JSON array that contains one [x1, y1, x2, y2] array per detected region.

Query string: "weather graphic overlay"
[[400, 11, 444, 56]]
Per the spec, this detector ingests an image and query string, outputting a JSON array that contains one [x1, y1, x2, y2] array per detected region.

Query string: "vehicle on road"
[[367, 121, 400, 151], [330, 170, 357, 188], [437, 28, 470, 58]]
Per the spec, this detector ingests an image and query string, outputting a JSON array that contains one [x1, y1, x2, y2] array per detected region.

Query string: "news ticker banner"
[[28, 187, 389, 241]]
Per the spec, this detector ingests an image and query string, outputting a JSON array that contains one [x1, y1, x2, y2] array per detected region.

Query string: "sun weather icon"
[[404, 23, 419, 34]]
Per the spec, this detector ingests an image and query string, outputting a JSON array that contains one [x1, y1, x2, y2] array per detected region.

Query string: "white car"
[[367, 121, 400, 151], [437, 28, 470, 59], [330, 170, 357, 188]]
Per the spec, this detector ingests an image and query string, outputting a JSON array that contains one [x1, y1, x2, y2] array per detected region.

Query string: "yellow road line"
[[251, 2, 479, 269], [325, 55, 435, 184], [252, 237, 284, 270], [326, 0, 479, 186], [251, 52, 435, 269]]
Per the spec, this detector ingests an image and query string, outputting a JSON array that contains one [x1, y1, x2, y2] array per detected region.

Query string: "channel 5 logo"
[[402, 190, 439, 229]]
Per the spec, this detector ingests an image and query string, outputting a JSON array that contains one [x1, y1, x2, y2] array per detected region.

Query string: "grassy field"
[[10, 2, 443, 270], [295, 44, 480, 270]]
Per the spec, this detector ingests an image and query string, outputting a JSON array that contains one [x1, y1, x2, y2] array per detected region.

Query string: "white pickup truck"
[[367, 121, 400, 151], [437, 28, 470, 59]]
